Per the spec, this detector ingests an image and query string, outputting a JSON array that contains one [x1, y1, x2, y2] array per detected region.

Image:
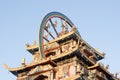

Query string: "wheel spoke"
[[49, 19, 59, 37], [43, 36, 49, 42], [44, 28, 55, 39]]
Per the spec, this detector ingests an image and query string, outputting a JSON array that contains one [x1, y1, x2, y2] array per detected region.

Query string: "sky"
[[0, 0, 120, 80]]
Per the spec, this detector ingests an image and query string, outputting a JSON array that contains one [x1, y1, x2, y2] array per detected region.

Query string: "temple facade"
[[4, 12, 119, 80]]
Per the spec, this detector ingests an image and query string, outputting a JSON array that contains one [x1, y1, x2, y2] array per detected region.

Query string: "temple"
[[4, 12, 120, 80]]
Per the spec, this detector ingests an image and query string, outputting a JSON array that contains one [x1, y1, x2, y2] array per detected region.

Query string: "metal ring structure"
[[39, 12, 80, 60]]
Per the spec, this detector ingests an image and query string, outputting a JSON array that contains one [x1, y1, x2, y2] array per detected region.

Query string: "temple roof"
[[26, 31, 76, 54], [4, 59, 57, 76], [88, 63, 115, 79], [26, 30, 105, 61]]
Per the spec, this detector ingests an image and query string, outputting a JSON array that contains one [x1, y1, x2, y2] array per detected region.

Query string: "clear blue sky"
[[0, 0, 120, 80]]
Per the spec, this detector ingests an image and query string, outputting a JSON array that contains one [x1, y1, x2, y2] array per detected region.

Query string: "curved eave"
[[48, 32, 96, 65], [26, 30, 78, 54], [48, 31, 95, 66], [50, 46, 95, 66], [26, 45, 39, 54], [80, 38, 105, 60], [4, 60, 57, 76], [79, 49, 96, 65], [74, 33, 96, 65], [94, 50, 105, 60], [4, 64, 19, 76], [88, 63, 114, 79], [51, 46, 79, 60], [74, 31, 105, 61]]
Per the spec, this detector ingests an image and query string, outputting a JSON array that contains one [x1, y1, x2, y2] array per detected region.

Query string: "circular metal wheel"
[[39, 12, 79, 60]]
